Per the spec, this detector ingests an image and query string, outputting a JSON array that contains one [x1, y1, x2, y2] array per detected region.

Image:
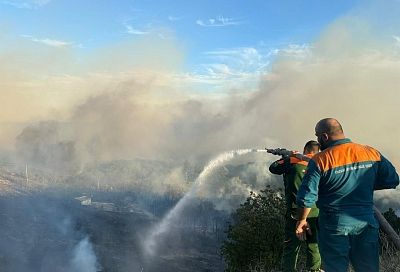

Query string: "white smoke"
[[69, 237, 100, 272]]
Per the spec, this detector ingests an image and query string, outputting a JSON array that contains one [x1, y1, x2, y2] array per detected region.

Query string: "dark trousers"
[[318, 223, 379, 272]]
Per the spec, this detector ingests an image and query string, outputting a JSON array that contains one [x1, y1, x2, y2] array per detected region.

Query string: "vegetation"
[[379, 209, 400, 272], [222, 191, 400, 272], [383, 208, 400, 234], [221, 186, 286, 272]]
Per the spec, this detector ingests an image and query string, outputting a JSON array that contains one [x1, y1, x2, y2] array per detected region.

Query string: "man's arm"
[[296, 159, 321, 241], [296, 159, 320, 208], [296, 208, 312, 241], [269, 157, 290, 175], [375, 155, 400, 190], [297, 207, 312, 221]]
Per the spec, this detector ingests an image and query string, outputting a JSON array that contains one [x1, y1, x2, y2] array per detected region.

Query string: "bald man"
[[296, 118, 399, 272]]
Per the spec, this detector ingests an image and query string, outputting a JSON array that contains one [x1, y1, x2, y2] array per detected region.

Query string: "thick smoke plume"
[[2, 2, 400, 198]]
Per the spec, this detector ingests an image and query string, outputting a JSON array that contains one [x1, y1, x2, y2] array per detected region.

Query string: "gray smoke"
[[2, 1, 400, 206], [0, 193, 100, 272]]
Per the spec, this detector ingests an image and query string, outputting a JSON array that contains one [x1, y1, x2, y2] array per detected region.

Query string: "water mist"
[[142, 148, 267, 257]]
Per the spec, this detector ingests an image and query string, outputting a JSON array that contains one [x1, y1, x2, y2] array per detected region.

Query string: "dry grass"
[[378, 232, 400, 272], [248, 232, 400, 272]]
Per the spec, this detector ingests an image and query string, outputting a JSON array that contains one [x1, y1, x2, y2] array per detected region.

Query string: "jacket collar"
[[326, 138, 351, 148]]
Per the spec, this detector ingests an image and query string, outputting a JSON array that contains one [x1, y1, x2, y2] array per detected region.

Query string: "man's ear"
[[322, 133, 329, 142]]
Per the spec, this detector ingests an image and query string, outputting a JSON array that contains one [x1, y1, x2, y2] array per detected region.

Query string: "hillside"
[[0, 161, 231, 272]]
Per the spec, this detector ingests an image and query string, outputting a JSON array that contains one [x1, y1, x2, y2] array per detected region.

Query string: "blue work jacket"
[[297, 138, 399, 233]]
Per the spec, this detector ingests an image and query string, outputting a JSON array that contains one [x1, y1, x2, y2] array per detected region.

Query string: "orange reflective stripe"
[[313, 142, 381, 172], [296, 160, 308, 166], [290, 157, 308, 166]]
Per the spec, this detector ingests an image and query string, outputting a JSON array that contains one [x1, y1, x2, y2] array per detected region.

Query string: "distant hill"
[[0, 160, 230, 272]]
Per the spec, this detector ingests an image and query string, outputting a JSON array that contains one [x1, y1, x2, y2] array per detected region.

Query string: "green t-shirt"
[[269, 156, 319, 218]]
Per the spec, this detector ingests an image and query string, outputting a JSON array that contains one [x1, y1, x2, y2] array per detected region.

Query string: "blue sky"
[[0, 0, 368, 99], [2, 0, 400, 163], [1, 1, 359, 46]]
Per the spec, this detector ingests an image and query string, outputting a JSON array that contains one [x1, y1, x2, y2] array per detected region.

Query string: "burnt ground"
[[0, 170, 228, 272], [0, 158, 274, 272]]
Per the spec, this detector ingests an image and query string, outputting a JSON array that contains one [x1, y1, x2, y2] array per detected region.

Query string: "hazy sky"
[[2, 0, 400, 168], [1, 0, 360, 93]]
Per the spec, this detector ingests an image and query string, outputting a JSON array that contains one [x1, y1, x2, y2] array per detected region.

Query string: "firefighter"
[[296, 118, 399, 272], [269, 140, 322, 272]]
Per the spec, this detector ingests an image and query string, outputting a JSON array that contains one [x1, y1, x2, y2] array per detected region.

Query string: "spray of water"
[[142, 148, 267, 257]]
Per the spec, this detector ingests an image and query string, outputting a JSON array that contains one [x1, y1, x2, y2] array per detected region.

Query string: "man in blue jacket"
[[296, 118, 399, 272]]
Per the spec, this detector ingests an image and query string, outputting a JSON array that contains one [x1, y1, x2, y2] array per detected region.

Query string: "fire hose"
[[266, 148, 400, 250]]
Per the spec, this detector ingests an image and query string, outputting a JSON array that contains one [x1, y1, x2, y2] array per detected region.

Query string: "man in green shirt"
[[269, 140, 321, 272]]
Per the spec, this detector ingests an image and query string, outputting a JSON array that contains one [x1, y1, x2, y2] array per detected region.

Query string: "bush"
[[222, 196, 400, 272], [383, 208, 400, 234], [221, 186, 286, 272], [379, 209, 400, 271]]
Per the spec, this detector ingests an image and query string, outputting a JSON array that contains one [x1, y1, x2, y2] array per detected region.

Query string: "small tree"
[[221, 186, 286, 272]]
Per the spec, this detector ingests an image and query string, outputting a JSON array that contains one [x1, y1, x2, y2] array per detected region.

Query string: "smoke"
[[142, 149, 266, 257], [69, 237, 99, 272], [248, 16, 400, 158], [2, 1, 400, 198], [0, 194, 100, 272]]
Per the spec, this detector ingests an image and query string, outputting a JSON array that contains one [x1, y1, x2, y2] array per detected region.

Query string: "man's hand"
[[296, 219, 311, 241]]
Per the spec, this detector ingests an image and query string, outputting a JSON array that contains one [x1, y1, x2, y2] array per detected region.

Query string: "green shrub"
[[221, 186, 286, 272]]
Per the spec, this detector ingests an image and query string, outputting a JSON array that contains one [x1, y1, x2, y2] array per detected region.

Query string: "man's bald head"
[[315, 118, 345, 149], [315, 118, 344, 137]]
